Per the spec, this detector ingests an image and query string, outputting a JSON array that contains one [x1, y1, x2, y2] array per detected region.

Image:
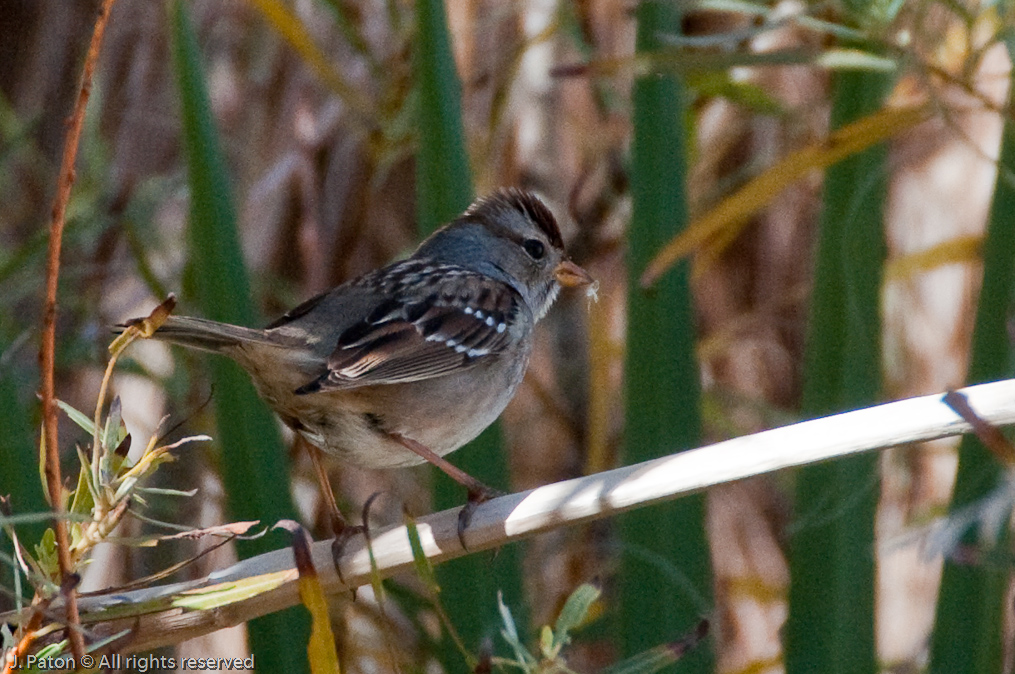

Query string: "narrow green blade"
[[0, 355, 47, 603], [621, 3, 713, 672], [170, 3, 308, 671], [927, 118, 1015, 674], [785, 68, 891, 674], [414, 0, 472, 235], [412, 0, 525, 669]]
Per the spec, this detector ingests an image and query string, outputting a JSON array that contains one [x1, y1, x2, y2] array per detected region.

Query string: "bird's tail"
[[123, 315, 274, 353]]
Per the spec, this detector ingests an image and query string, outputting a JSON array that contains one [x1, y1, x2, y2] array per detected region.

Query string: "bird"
[[125, 188, 593, 543]]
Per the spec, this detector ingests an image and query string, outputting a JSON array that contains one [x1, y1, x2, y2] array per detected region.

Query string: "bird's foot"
[[329, 520, 366, 584], [457, 484, 505, 549]]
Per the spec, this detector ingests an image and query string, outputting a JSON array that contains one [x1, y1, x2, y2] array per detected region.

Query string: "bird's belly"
[[282, 360, 525, 470]]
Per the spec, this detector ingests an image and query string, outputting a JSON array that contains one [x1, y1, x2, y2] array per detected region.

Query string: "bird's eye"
[[523, 239, 545, 260]]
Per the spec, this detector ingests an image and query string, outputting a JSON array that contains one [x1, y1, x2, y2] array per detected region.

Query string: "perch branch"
[[19, 377, 1015, 656]]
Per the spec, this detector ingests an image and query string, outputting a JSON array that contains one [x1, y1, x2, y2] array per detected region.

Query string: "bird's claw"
[[457, 485, 504, 549]]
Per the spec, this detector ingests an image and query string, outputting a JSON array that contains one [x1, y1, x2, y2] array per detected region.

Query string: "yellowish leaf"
[[885, 234, 982, 282], [641, 103, 932, 286], [245, 0, 373, 124]]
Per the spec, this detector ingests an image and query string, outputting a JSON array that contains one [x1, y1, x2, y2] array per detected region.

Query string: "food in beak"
[[553, 260, 594, 288]]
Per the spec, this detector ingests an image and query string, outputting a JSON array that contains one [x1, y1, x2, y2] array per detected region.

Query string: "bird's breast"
[[287, 351, 529, 469]]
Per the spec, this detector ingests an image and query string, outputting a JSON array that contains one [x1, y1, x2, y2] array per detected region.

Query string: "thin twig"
[[38, 0, 119, 661], [942, 390, 1015, 465], [1, 603, 47, 674]]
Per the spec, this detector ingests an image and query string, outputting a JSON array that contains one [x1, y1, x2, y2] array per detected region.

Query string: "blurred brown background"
[[1, 0, 1011, 672]]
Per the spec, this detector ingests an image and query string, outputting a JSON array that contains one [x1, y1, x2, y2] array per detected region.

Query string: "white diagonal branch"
[[45, 378, 1015, 652]]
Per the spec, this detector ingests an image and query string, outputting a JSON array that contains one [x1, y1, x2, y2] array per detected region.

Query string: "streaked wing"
[[295, 262, 523, 393]]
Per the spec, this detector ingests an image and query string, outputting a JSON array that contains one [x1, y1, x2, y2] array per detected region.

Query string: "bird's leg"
[[302, 437, 362, 576], [389, 433, 502, 548]]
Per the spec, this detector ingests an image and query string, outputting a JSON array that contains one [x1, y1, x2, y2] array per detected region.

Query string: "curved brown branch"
[[38, 0, 119, 662]]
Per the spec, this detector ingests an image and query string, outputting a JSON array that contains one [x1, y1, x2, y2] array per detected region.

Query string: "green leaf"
[[68, 445, 97, 516], [785, 66, 892, 674], [621, 3, 712, 672], [131, 486, 199, 498], [405, 511, 440, 594], [100, 396, 127, 455], [413, 3, 525, 665], [552, 583, 601, 653], [686, 72, 786, 116], [539, 624, 554, 660], [172, 570, 293, 611], [169, 2, 308, 671], [56, 399, 96, 436], [927, 103, 1015, 674], [0, 358, 48, 596], [413, 0, 472, 235], [364, 523, 386, 606], [34, 528, 59, 582], [498, 591, 537, 671], [0, 512, 89, 527], [814, 48, 896, 72], [600, 643, 688, 674]]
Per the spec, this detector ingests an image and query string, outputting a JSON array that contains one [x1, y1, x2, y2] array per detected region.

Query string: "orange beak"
[[554, 259, 594, 288]]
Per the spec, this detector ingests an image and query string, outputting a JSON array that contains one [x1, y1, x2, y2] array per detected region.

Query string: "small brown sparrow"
[[129, 189, 592, 540]]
